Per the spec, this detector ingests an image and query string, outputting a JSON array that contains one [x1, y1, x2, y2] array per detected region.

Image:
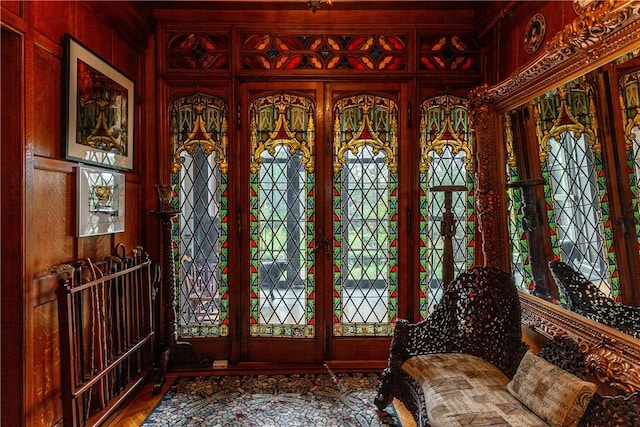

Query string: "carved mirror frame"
[[470, 1, 640, 393]]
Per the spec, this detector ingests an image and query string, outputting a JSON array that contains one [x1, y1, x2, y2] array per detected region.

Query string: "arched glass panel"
[[534, 79, 618, 299], [619, 69, 640, 257], [249, 93, 316, 338], [170, 93, 229, 337], [333, 94, 397, 336], [418, 95, 475, 319]]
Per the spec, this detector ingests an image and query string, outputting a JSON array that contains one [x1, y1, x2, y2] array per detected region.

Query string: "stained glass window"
[[249, 93, 316, 338], [619, 69, 640, 256], [505, 113, 534, 293], [533, 79, 618, 299], [418, 95, 474, 319], [332, 94, 397, 336], [170, 93, 229, 337]]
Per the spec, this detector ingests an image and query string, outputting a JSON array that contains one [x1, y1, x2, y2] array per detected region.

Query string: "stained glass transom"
[[418, 95, 475, 319], [170, 93, 229, 337], [249, 93, 315, 338], [167, 33, 229, 70], [241, 34, 407, 71], [332, 95, 398, 336]]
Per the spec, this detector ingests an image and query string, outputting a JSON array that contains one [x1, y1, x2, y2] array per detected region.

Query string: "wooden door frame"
[[236, 80, 414, 364]]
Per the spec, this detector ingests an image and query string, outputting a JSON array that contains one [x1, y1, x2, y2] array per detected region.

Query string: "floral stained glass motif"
[[418, 35, 479, 72], [242, 34, 407, 71], [166, 33, 229, 70], [170, 93, 229, 337], [332, 94, 398, 336]]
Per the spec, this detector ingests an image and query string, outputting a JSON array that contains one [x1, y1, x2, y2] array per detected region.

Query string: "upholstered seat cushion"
[[402, 353, 548, 427]]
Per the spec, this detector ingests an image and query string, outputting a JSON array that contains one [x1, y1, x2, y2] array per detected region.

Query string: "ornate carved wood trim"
[[482, 1, 640, 112], [520, 291, 640, 394], [470, 1, 640, 396], [469, 91, 509, 269]]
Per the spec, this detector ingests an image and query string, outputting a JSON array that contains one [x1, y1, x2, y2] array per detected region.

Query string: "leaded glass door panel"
[[332, 94, 398, 338], [242, 83, 408, 363], [328, 85, 408, 361], [533, 80, 618, 299], [170, 93, 230, 338], [243, 85, 324, 363], [619, 68, 640, 259]]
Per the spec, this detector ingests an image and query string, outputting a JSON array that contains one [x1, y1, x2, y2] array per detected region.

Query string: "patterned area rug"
[[143, 372, 401, 426]]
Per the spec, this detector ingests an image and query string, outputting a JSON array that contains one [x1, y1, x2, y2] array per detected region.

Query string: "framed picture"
[[64, 34, 134, 171], [77, 165, 125, 237]]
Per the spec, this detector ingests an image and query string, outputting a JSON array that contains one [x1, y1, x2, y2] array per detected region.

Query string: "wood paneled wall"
[[480, 1, 579, 85], [1, 1, 576, 425], [2, 24, 26, 427], [1, 2, 152, 425]]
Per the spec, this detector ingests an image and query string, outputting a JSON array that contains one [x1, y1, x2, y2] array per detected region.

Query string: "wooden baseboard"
[[167, 359, 388, 376]]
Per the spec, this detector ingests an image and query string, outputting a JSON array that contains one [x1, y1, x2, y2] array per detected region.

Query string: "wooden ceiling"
[[144, 0, 492, 10], [121, 0, 514, 51], [138, 0, 504, 35]]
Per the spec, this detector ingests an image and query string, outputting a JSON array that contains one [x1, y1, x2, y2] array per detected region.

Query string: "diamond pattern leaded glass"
[[418, 95, 474, 319], [170, 93, 229, 337], [507, 175, 532, 291], [546, 132, 611, 290], [534, 81, 618, 299], [249, 93, 315, 338], [333, 94, 398, 336]]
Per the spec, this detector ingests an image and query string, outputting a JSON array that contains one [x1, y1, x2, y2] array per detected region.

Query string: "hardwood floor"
[[103, 373, 179, 427], [104, 372, 416, 426]]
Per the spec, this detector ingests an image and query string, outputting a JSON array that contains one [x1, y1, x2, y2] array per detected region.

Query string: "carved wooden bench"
[[374, 266, 640, 426]]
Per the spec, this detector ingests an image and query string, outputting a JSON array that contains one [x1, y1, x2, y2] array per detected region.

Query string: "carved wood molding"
[[480, 1, 640, 112], [471, 0, 640, 394], [520, 291, 640, 394], [468, 97, 507, 269]]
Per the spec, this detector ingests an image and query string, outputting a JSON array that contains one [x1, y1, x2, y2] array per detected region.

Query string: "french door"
[[240, 82, 409, 363]]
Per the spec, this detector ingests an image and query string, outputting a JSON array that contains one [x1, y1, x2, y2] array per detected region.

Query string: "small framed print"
[[77, 165, 125, 237], [524, 13, 546, 54], [64, 34, 134, 171]]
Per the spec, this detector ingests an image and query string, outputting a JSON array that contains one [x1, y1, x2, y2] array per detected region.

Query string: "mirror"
[[470, 1, 640, 393], [482, 1, 640, 338], [505, 45, 640, 317], [548, 260, 640, 339], [504, 44, 640, 334]]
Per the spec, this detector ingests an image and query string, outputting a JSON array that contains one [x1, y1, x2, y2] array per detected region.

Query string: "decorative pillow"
[[507, 351, 597, 427]]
